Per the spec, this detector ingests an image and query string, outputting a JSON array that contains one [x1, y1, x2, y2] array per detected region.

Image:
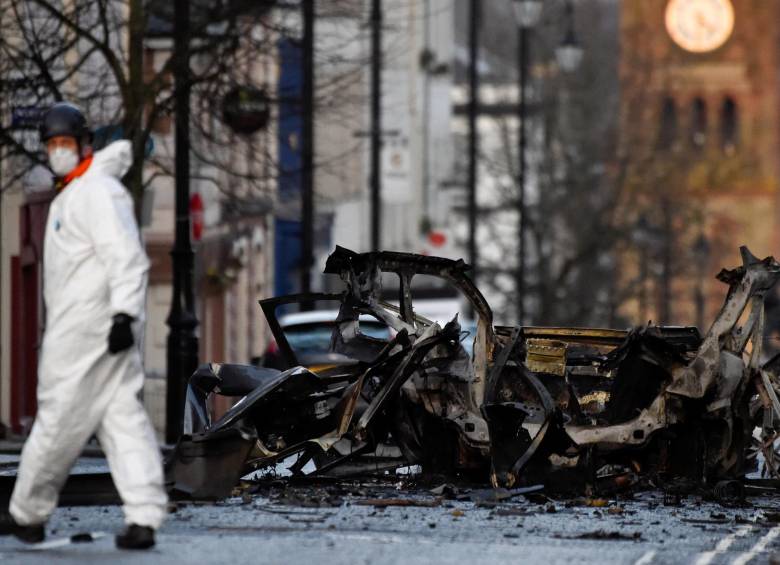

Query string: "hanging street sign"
[[10, 106, 46, 130], [222, 86, 270, 135]]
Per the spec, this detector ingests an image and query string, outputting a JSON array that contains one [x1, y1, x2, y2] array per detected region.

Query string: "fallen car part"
[[354, 497, 442, 508], [0, 473, 120, 507]]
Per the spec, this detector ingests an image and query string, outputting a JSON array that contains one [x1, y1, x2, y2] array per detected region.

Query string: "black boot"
[[115, 524, 155, 550], [0, 513, 45, 543]]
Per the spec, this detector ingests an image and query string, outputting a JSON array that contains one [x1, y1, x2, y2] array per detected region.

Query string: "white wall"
[[0, 186, 23, 428], [324, 0, 458, 256]]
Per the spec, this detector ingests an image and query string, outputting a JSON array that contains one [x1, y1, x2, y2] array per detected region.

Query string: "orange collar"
[[57, 156, 93, 191]]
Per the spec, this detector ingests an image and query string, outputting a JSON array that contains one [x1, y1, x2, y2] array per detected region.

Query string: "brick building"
[[618, 0, 780, 329]]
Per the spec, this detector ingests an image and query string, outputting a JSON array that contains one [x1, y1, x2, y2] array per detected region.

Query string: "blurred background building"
[[618, 0, 780, 334]]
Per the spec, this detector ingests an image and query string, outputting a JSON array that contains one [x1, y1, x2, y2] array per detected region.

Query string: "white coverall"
[[10, 140, 168, 529]]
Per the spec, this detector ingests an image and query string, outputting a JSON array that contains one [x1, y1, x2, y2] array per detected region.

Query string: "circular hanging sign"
[[222, 86, 270, 134]]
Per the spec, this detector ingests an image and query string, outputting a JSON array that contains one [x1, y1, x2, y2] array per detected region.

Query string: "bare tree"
[[471, 0, 627, 327], [464, 0, 757, 328], [0, 0, 377, 217], [0, 1, 276, 206]]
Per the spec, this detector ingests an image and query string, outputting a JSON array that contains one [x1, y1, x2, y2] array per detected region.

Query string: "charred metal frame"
[[169, 246, 780, 498]]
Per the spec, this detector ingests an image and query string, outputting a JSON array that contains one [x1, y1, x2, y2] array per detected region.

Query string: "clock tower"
[[618, 0, 780, 327]]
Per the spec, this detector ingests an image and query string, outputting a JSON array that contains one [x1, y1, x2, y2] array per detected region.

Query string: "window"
[[690, 98, 707, 149], [721, 97, 738, 152], [409, 274, 464, 326], [658, 97, 677, 149]]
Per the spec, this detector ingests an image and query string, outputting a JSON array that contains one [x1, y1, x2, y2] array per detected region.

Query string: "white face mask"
[[48, 147, 80, 177]]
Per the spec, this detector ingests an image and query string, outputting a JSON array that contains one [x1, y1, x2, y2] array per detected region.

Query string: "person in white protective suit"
[[0, 102, 168, 549]]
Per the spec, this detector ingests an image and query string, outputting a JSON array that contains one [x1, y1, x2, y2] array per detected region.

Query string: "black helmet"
[[39, 102, 91, 144]]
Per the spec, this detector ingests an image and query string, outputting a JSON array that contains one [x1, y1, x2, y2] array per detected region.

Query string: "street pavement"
[[0, 480, 779, 564]]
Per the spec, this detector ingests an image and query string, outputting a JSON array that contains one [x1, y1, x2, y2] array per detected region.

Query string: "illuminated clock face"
[[665, 0, 734, 53]]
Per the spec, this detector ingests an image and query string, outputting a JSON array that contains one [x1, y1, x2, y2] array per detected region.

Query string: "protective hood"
[[88, 139, 133, 180]]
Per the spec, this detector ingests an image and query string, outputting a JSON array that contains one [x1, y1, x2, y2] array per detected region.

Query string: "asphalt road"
[[0, 482, 779, 564]]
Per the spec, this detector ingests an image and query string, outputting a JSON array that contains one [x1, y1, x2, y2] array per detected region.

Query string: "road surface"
[[0, 478, 778, 564]]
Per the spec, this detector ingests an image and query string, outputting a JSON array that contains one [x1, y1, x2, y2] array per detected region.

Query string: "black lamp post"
[[513, 0, 582, 324], [467, 0, 479, 280], [300, 0, 314, 300], [166, 0, 199, 444], [370, 0, 382, 252], [513, 0, 542, 324]]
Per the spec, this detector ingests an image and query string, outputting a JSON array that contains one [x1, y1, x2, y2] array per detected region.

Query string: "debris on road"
[[572, 530, 642, 541], [21, 531, 108, 551], [429, 483, 459, 498], [354, 497, 442, 508], [168, 246, 780, 502]]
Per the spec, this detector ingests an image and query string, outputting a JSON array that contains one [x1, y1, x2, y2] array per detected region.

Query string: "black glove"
[[108, 313, 135, 354]]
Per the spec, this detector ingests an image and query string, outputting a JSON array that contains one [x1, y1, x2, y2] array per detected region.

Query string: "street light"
[[556, 1, 583, 73], [512, 0, 543, 28], [513, 0, 542, 324]]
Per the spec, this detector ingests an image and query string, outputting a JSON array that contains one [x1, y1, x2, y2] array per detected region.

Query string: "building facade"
[[618, 0, 780, 328], [0, 1, 278, 438]]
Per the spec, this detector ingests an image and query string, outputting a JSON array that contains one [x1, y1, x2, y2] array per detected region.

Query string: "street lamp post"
[[166, 0, 199, 444], [467, 0, 479, 279], [512, 0, 581, 325], [513, 0, 542, 324], [300, 0, 314, 301], [370, 0, 382, 252]]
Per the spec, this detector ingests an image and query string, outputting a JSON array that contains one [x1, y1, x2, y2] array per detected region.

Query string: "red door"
[[10, 191, 54, 435]]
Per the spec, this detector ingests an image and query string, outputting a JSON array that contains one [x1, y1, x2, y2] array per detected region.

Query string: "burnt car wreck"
[[169, 246, 780, 499]]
